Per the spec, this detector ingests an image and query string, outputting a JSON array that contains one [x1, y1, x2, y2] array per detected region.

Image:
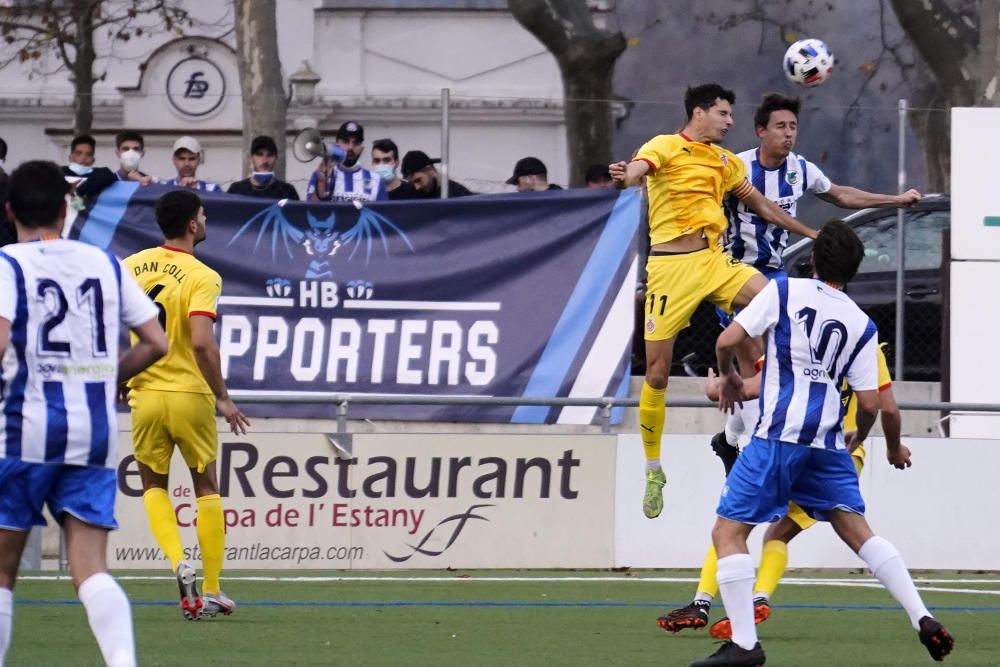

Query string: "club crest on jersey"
[[719, 154, 728, 166], [785, 171, 799, 185], [645, 317, 656, 333]]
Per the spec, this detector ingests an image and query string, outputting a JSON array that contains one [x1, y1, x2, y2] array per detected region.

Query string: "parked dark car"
[[785, 194, 949, 381], [634, 195, 950, 381]]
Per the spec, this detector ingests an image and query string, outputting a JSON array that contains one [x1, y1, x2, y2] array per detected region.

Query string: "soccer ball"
[[783, 38, 835, 87]]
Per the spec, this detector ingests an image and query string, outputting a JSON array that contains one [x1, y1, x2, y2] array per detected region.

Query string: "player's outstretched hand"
[[717, 369, 743, 414], [896, 189, 921, 207], [705, 368, 721, 401], [609, 161, 628, 188], [844, 430, 860, 452], [886, 443, 912, 470], [218, 397, 251, 435]]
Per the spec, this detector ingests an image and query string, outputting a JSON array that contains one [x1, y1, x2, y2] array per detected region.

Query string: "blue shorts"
[[716, 436, 865, 524], [0, 459, 118, 531], [715, 266, 788, 328]]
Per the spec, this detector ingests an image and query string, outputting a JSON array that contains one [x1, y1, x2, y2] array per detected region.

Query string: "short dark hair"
[[8, 161, 70, 230], [115, 130, 144, 150], [372, 138, 399, 161], [155, 190, 202, 240], [0, 137, 7, 161], [251, 135, 278, 155], [754, 93, 801, 130], [684, 83, 736, 120], [812, 220, 864, 285], [71, 134, 96, 152]]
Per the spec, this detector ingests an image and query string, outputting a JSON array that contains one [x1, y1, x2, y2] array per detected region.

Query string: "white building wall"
[[0, 1, 570, 193]]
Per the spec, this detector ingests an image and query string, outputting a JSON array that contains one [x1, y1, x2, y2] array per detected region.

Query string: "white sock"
[[858, 536, 930, 630], [717, 554, 758, 650], [645, 459, 662, 471], [693, 591, 713, 604], [78, 573, 136, 667], [724, 408, 744, 446], [0, 587, 12, 665]]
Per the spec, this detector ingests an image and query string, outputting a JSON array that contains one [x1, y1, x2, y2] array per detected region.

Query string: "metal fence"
[[233, 392, 1000, 435]]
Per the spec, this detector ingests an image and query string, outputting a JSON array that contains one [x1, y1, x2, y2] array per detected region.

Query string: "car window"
[[854, 209, 950, 274]]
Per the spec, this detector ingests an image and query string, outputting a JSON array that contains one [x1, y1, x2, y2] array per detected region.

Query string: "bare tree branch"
[[509, 0, 626, 185]]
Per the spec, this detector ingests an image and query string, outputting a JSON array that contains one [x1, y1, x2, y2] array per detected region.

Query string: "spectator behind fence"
[[507, 157, 562, 192], [61, 134, 116, 199], [115, 131, 157, 186], [400, 150, 474, 199], [371, 138, 417, 201], [167, 136, 221, 192], [306, 121, 386, 203], [585, 163, 614, 188], [227, 135, 299, 201], [0, 137, 12, 246]]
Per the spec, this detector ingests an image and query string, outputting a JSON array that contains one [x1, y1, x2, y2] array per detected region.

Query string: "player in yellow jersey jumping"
[[609, 83, 817, 519], [124, 190, 250, 621], [658, 343, 911, 636]]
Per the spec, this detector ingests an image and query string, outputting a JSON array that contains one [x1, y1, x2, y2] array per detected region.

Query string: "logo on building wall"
[[166, 56, 226, 118]]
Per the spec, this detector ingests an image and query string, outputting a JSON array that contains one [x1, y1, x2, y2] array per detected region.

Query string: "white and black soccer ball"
[[783, 38, 835, 87]]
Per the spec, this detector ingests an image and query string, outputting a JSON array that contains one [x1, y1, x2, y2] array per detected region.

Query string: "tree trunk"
[[888, 0, 981, 192], [508, 0, 625, 186], [71, 0, 98, 136], [234, 0, 287, 179]]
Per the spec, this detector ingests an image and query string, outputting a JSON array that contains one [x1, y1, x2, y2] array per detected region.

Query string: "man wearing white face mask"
[[227, 135, 299, 200], [61, 134, 116, 200], [371, 138, 417, 201], [115, 131, 157, 186]]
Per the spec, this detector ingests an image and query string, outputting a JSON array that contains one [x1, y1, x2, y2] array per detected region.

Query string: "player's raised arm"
[[190, 314, 250, 435], [737, 185, 818, 239], [817, 185, 921, 209], [609, 159, 649, 189]]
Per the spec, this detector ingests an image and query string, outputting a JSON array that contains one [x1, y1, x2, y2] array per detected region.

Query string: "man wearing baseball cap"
[[228, 135, 300, 200], [306, 121, 386, 203], [507, 156, 561, 192], [400, 150, 474, 199], [168, 136, 221, 192]]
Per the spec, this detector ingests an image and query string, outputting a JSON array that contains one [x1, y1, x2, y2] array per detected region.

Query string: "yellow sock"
[[639, 382, 666, 461], [196, 494, 226, 596], [697, 544, 719, 598], [754, 540, 789, 599], [142, 488, 184, 572]]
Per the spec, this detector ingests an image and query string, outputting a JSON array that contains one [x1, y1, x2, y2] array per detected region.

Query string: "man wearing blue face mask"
[[371, 138, 417, 201], [227, 135, 300, 200], [61, 134, 116, 200]]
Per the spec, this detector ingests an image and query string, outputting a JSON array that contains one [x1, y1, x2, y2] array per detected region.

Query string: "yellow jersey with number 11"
[[124, 245, 221, 395], [634, 133, 753, 248]]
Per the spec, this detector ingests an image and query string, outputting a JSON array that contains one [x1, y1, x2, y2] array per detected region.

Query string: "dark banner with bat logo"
[[71, 184, 639, 423]]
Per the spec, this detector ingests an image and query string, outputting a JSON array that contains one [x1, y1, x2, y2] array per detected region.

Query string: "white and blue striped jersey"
[[734, 276, 878, 450], [306, 164, 387, 203], [0, 240, 158, 468], [166, 178, 221, 192], [726, 149, 831, 270]]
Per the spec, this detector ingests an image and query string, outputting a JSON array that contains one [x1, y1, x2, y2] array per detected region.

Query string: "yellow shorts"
[[643, 248, 760, 341], [129, 389, 217, 475], [787, 451, 865, 530]]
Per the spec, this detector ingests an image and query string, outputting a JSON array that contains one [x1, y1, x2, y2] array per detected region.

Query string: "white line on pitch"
[[17, 574, 1000, 589]]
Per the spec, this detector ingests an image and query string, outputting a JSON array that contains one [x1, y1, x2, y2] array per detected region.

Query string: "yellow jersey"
[[634, 133, 753, 248], [841, 345, 893, 459], [124, 245, 222, 394]]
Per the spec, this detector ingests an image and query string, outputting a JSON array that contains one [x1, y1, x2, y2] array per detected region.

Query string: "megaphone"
[[292, 127, 346, 163]]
